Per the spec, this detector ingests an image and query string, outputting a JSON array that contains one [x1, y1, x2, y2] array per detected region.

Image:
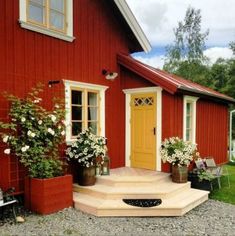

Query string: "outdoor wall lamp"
[[48, 80, 60, 87], [102, 69, 118, 81]]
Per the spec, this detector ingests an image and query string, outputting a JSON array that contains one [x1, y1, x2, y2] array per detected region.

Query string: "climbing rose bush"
[[160, 137, 199, 167], [0, 84, 66, 178]]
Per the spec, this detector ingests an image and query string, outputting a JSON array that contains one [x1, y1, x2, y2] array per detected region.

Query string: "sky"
[[126, 0, 235, 68]]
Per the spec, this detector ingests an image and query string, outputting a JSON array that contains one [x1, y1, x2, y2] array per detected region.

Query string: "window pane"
[[186, 129, 191, 141], [186, 116, 191, 129], [50, 0, 64, 12], [72, 122, 82, 136], [186, 102, 192, 115], [88, 122, 97, 134], [50, 11, 64, 30], [88, 92, 97, 106], [88, 107, 97, 121], [29, 4, 45, 23], [72, 91, 82, 105], [30, 0, 44, 5], [72, 107, 82, 120]]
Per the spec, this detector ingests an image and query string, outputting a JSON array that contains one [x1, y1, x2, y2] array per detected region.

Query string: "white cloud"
[[134, 55, 165, 69], [133, 47, 234, 69], [126, 0, 235, 47], [204, 47, 234, 64]]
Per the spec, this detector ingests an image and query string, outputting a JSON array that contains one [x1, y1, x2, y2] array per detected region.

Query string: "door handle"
[[153, 127, 156, 135]]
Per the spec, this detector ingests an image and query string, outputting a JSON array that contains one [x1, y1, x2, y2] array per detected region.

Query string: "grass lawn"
[[209, 162, 235, 205]]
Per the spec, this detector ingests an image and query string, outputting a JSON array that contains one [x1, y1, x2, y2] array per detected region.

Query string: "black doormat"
[[122, 199, 162, 208]]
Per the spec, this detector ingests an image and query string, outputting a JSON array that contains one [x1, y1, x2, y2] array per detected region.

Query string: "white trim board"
[[63, 80, 109, 144], [123, 87, 162, 171]]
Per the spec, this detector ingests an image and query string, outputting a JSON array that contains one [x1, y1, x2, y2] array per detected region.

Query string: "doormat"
[[123, 199, 162, 208]]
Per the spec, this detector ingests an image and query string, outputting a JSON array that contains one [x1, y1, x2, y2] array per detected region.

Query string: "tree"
[[230, 41, 235, 55], [164, 7, 209, 81]]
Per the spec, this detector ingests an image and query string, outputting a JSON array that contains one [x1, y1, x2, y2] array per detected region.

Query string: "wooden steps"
[[73, 167, 209, 217]]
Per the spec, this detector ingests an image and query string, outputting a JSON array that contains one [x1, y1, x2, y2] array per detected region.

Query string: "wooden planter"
[[24, 175, 73, 215], [171, 165, 188, 183]]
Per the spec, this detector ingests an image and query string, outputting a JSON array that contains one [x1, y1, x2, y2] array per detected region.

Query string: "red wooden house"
[[0, 0, 234, 194]]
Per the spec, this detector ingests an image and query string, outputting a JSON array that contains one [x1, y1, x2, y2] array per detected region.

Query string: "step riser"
[[96, 176, 171, 187], [74, 194, 208, 217], [74, 182, 191, 200]]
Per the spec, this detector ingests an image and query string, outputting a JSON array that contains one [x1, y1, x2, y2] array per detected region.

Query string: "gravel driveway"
[[0, 199, 235, 236]]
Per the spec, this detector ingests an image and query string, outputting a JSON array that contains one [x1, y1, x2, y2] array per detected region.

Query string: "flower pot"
[[24, 175, 73, 215], [77, 165, 96, 186], [188, 173, 211, 191], [171, 165, 188, 183]]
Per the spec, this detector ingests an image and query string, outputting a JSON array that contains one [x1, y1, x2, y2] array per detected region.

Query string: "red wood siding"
[[121, 67, 154, 89], [196, 99, 228, 164], [162, 91, 183, 172], [0, 0, 134, 192]]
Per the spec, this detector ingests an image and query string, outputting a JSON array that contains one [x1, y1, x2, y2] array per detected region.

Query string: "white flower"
[[4, 149, 10, 154], [3, 136, 9, 143], [48, 128, 55, 135], [21, 145, 29, 152], [54, 104, 60, 108], [38, 120, 42, 125], [49, 114, 56, 123], [61, 130, 65, 136], [21, 117, 26, 122], [27, 130, 36, 138]]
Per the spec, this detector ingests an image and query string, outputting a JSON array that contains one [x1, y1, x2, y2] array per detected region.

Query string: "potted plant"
[[66, 128, 107, 186], [160, 137, 199, 183], [189, 160, 215, 191], [0, 84, 73, 214]]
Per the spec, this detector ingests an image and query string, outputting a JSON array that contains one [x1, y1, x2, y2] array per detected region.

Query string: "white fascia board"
[[114, 0, 151, 53]]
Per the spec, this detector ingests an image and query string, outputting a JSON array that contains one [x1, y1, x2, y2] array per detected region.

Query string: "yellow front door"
[[131, 93, 156, 170]]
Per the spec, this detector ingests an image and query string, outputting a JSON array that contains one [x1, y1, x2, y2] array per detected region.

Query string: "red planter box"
[[24, 175, 73, 215]]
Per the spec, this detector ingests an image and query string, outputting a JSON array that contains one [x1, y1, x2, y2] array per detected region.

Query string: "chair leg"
[[217, 178, 221, 189], [227, 176, 230, 188]]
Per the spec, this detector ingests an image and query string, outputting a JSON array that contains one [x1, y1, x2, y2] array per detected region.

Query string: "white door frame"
[[123, 87, 162, 171]]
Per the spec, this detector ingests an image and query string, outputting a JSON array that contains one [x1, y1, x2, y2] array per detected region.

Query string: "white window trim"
[[123, 87, 162, 172], [183, 96, 199, 144], [63, 80, 109, 144], [19, 0, 75, 42]]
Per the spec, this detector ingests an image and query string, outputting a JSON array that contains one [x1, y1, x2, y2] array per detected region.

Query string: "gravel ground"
[[0, 199, 235, 236]]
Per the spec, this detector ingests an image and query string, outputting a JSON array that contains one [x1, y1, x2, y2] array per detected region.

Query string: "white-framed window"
[[64, 80, 108, 143], [183, 96, 199, 144], [19, 0, 75, 42]]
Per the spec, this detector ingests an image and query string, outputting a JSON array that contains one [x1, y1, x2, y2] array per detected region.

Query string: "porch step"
[[96, 172, 170, 186], [73, 181, 191, 200], [73, 188, 208, 216], [73, 167, 209, 217]]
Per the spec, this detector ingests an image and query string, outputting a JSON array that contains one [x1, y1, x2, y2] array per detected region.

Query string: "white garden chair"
[[205, 158, 230, 189]]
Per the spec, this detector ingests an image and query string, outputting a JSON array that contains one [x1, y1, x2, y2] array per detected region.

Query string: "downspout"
[[229, 110, 235, 163]]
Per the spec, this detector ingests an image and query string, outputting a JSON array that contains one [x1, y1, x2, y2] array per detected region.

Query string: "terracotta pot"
[[171, 165, 188, 183], [24, 175, 73, 215], [77, 165, 96, 186]]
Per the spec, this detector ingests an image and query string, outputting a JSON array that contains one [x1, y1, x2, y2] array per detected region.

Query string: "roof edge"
[[113, 0, 151, 53], [179, 86, 235, 104]]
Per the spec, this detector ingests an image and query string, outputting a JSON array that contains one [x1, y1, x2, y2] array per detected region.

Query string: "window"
[[183, 96, 199, 143], [64, 80, 108, 143], [19, 0, 74, 42], [27, 0, 66, 32], [71, 89, 99, 136]]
